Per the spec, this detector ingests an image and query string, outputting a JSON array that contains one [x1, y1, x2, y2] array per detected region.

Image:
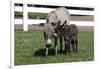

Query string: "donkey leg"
[[45, 47, 48, 56], [68, 41, 71, 54], [54, 37, 58, 55], [59, 37, 63, 53], [55, 46, 58, 55]]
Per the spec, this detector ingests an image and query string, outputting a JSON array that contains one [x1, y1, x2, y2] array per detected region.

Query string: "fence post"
[[10, 1, 14, 68], [23, 3, 28, 31]]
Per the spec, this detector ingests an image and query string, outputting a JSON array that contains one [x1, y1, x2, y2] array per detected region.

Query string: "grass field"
[[15, 30, 94, 65]]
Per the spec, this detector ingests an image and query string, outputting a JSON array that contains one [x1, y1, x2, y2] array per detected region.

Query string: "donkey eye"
[[51, 22, 56, 26]]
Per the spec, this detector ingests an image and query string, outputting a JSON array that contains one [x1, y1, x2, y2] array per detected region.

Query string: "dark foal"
[[69, 24, 78, 53], [55, 21, 70, 54], [63, 24, 78, 54], [55, 21, 78, 54]]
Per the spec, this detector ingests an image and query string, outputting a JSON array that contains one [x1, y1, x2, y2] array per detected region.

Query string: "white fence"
[[12, 0, 94, 31]]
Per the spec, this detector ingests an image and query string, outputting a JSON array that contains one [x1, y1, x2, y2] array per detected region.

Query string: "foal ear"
[[58, 20, 60, 25], [64, 20, 66, 24]]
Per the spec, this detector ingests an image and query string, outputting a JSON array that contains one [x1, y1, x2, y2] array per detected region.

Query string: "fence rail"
[[15, 19, 94, 26], [13, 0, 95, 8], [15, 6, 94, 15], [12, 0, 94, 31]]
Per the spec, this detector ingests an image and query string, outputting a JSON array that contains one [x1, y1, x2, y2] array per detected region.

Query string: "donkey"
[[46, 7, 70, 53], [54, 20, 69, 53], [44, 22, 78, 55], [44, 23, 58, 56], [69, 24, 78, 53], [55, 21, 78, 54]]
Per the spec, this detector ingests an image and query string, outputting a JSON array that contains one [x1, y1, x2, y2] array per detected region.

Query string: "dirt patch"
[[15, 24, 94, 32]]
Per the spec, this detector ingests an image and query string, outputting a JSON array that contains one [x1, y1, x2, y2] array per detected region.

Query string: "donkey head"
[[44, 23, 55, 47], [44, 31, 52, 47]]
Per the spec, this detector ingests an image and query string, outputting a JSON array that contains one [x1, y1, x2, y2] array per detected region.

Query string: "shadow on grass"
[[34, 48, 65, 57], [34, 48, 55, 57]]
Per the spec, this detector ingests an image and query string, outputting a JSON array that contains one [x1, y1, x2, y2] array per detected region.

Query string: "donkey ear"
[[46, 19, 49, 23]]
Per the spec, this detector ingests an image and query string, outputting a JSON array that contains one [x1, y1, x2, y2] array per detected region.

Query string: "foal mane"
[[58, 20, 67, 30]]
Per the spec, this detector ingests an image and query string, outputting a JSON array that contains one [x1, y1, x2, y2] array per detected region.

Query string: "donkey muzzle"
[[46, 39, 52, 47]]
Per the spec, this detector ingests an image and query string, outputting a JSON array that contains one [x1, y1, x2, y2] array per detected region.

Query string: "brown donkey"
[[44, 23, 58, 56], [44, 20, 67, 56], [44, 7, 70, 56]]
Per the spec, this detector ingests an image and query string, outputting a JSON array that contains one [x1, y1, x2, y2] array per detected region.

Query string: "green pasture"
[[15, 30, 94, 65]]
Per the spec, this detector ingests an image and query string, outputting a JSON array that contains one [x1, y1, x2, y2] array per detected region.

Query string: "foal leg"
[[59, 37, 63, 53], [64, 38, 68, 54], [54, 37, 58, 55], [67, 40, 70, 54], [71, 40, 75, 52], [75, 39, 78, 53], [72, 39, 78, 53], [64, 38, 70, 54]]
